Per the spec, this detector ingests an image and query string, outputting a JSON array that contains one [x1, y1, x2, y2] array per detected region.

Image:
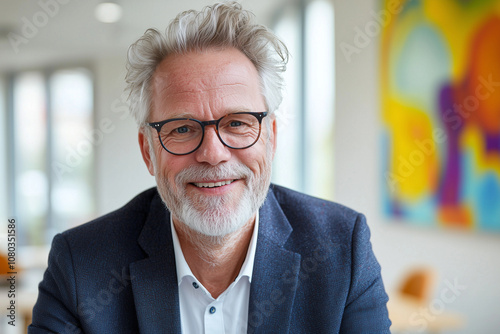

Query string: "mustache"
[[175, 162, 253, 185]]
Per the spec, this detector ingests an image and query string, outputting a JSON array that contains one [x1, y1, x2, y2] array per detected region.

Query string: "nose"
[[194, 125, 231, 165]]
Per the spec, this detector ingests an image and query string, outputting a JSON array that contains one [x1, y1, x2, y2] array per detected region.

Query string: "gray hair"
[[125, 1, 288, 127]]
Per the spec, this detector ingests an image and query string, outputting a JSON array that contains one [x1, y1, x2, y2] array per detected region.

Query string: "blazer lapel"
[[248, 189, 301, 334], [129, 194, 181, 334]]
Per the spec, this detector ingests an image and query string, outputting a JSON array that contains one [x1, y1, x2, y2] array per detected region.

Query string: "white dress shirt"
[[170, 212, 259, 334]]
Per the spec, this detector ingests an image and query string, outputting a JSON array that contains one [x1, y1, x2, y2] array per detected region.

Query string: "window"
[[273, 5, 302, 192], [50, 69, 95, 234], [272, 0, 335, 200], [7, 68, 95, 245], [13, 72, 48, 245]]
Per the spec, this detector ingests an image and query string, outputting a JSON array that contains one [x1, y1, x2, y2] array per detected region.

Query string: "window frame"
[[271, 0, 336, 200], [4, 64, 96, 246]]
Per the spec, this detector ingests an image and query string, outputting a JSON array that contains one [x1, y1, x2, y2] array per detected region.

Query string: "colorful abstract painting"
[[381, 0, 500, 231]]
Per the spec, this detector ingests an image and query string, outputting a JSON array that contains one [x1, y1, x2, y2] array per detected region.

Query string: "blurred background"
[[1, 0, 499, 333]]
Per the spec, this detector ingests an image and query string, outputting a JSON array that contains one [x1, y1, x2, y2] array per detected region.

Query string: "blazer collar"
[[129, 192, 181, 334], [248, 186, 302, 333]]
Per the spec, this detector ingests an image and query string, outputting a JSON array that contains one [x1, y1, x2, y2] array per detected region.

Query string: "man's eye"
[[176, 126, 189, 134], [230, 121, 243, 127]]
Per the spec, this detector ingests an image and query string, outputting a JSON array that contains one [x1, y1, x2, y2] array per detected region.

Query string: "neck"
[[173, 215, 256, 299]]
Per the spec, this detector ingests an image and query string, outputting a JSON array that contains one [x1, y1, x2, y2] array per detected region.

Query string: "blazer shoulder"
[[270, 183, 361, 220], [269, 184, 365, 245], [59, 187, 160, 251]]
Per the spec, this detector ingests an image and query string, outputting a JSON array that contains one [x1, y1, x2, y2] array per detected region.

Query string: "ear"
[[269, 114, 278, 159], [138, 129, 156, 176]]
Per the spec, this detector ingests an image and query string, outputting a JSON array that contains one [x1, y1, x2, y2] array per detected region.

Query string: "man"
[[29, 2, 391, 333]]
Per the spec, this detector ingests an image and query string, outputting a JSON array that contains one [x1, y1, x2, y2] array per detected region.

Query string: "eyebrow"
[[168, 108, 254, 120]]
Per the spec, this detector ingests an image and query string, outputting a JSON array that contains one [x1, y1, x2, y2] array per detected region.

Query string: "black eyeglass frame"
[[147, 111, 269, 155]]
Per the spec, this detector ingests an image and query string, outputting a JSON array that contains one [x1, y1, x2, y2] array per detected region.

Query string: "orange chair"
[[398, 267, 436, 304], [388, 267, 464, 333]]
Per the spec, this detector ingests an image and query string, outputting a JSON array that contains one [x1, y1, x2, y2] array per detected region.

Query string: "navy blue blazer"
[[29, 184, 391, 333]]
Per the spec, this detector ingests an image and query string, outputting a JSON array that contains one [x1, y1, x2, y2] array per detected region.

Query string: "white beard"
[[155, 149, 272, 238]]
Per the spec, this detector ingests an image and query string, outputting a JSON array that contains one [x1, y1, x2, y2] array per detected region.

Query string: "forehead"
[[150, 48, 264, 118]]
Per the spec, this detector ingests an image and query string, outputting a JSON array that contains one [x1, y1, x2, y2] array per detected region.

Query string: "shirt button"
[[192, 282, 199, 289], [209, 306, 216, 314]]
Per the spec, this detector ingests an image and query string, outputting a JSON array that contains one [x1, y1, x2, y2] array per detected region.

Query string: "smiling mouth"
[[192, 180, 235, 188]]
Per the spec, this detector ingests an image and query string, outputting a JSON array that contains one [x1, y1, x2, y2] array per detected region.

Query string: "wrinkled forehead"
[[150, 48, 265, 118], [153, 48, 260, 90]]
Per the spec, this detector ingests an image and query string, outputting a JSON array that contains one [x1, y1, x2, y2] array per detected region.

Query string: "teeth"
[[194, 180, 233, 188]]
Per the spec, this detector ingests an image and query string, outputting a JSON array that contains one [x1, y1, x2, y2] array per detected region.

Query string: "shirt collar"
[[170, 211, 260, 286]]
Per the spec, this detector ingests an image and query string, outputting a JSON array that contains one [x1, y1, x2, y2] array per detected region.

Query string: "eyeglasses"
[[147, 112, 268, 155]]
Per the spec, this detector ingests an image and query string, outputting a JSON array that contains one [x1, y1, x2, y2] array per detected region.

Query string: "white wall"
[[333, 0, 500, 333], [93, 56, 155, 214]]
